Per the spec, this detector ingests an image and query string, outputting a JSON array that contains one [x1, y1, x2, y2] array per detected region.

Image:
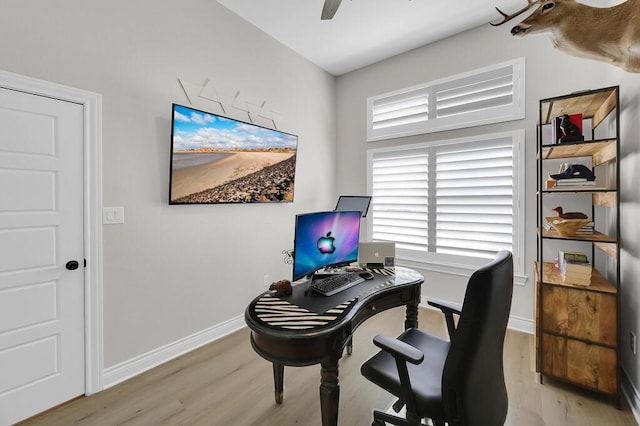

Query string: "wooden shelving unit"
[[535, 86, 621, 402]]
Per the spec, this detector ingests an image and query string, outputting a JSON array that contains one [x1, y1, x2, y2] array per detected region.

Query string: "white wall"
[[335, 24, 611, 328], [607, 68, 640, 407], [0, 0, 337, 368]]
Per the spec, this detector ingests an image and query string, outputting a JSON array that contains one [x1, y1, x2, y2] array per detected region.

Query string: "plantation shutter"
[[434, 139, 514, 259], [434, 65, 515, 119], [371, 88, 429, 131], [369, 136, 516, 261], [370, 149, 429, 252], [367, 58, 524, 141]]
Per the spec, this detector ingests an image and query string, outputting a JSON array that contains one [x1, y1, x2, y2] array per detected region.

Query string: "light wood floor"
[[20, 307, 637, 426]]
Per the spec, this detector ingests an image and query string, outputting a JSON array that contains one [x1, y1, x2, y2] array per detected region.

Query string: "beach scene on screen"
[[170, 105, 298, 204]]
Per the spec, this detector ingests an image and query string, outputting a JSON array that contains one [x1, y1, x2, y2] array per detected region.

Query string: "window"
[[367, 58, 525, 141], [367, 131, 525, 280]]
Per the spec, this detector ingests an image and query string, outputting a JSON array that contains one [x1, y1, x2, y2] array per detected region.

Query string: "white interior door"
[[0, 87, 85, 424]]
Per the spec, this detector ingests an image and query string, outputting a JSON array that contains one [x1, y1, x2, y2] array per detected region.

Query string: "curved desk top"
[[245, 266, 423, 344]]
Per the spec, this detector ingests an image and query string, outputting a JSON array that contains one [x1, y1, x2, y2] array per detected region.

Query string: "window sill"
[[396, 257, 528, 287]]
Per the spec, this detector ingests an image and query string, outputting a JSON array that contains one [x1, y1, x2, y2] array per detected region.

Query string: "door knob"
[[66, 260, 79, 270]]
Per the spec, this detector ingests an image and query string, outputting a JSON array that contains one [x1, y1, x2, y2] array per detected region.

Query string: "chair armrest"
[[373, 334, 424, 365], [427, 300, 461, 340], [427, 300, 461, 316]]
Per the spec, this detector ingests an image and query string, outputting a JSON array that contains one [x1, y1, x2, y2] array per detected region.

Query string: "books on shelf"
[[575, 222, 594, 234], [558, 250, 592, 286], [563, 273, 592, 286], [555, 178, 596, 186]]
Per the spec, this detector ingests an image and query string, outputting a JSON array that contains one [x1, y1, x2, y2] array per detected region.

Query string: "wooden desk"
[[245, 267, 423, 426]]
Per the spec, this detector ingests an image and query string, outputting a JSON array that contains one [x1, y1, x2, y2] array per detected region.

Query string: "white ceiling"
[[217, 0, 515, 76]]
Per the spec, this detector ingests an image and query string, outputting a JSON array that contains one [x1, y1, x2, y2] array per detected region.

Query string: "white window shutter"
[[370, 150, 429, 252], [434, 65, 515, 119], [367, 131, 522, 268], [435, 140, 514, 259], [371, 88, 429, 130], [367, 58, 524, 141]]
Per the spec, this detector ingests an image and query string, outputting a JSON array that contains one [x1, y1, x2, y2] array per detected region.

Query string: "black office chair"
[[360, 250, 513, 426]]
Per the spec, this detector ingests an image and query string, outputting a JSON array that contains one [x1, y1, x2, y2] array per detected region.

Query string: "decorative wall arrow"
[[177, 78, 283, 128]]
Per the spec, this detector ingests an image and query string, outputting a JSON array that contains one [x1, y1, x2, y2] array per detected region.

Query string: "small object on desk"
[[359, 271, 375, 280], [311, 272, 365, 296], [269, 279, 292, 297]]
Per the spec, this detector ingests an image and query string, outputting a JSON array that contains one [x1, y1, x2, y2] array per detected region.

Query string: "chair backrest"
[[442, 250, 513, 426]]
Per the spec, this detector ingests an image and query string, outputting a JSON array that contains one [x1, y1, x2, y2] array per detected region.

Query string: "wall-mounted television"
[[292, 210, 361, 281], [169, 104, 298, 204]]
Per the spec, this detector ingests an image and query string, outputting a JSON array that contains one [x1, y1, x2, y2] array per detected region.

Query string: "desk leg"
[[319, 361, 339, 426], [405, 300, 419, 329], [273, 362, 284, 404]]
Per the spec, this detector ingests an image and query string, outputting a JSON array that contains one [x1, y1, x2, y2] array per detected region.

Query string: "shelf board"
[[540, 87, 618, 128], [595, 242, 618, 258], [593, 192, 617, 208], [534, 261, 617, 294], [541, 228, 616, 243], [537, 192, 616, 208], [542, 187, 614, 194], [539, 139, 616, 161]]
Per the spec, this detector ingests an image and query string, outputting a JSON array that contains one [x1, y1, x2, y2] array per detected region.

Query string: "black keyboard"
[[310, 272, 365, 296]]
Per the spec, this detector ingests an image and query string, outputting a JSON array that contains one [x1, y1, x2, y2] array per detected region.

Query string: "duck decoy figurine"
[[552, 206, 588, 219]]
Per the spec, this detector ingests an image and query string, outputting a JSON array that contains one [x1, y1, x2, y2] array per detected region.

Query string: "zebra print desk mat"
[[251, 268, 396, 331]]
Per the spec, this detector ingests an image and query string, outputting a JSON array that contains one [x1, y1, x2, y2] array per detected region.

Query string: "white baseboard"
[[621, 368, 640, 424], [102, 314, 246, 389], [506, 314, 534, 334], [420, 297, 534, 335]]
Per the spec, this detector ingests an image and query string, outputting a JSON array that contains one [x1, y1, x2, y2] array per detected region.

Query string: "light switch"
[[103, 207, 125, 224]]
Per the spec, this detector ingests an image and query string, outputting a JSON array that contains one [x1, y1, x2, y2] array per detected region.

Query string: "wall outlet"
[[631, 332, 637, 355], [263, 274, 271, 288]]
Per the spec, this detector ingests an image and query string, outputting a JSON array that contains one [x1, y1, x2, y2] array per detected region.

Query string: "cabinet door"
[[542, 334, 617, 394], [542, 285, 617, 346]]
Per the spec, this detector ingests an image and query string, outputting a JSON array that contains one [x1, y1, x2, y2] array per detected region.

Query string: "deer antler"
[[490, 0, 541, 26]]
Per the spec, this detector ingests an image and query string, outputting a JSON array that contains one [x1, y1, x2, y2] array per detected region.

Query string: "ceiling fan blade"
[[321, 0, 342, 20]]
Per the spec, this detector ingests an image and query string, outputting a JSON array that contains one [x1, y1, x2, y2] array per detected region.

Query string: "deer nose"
[[511, 24, 531, 36]]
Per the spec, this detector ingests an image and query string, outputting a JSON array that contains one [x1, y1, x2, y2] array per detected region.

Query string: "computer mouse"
[[359, 271, 375, 280]]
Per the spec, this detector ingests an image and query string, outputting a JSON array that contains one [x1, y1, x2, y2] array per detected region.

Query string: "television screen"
[[292, 210, 361, 281], [334, 195, 372, 217], [169, 104, 298, 204]]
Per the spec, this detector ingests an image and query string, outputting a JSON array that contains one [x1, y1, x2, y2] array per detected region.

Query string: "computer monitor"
[[292, 210, 361, 281], [334, 195, 372, 217]]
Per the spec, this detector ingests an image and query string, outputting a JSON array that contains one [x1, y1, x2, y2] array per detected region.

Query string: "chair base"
[[372, 409, 444, 426]]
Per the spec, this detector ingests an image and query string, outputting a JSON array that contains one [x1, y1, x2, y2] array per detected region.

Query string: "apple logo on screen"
[[317, 232, 336, 254]]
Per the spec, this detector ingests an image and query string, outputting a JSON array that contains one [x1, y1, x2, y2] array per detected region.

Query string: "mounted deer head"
[[491, 0, 640, 73]]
